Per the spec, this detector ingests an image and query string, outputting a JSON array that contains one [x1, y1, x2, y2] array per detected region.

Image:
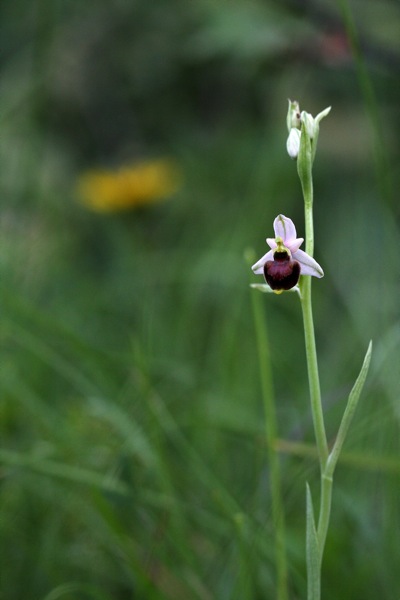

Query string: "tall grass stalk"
[[251, 282, 288, 600], [337, 0, 392, 206]]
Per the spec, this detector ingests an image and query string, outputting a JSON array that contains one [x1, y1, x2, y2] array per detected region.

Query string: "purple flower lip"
[[252, 215, 324, 292], [264, 251, 301, 291]]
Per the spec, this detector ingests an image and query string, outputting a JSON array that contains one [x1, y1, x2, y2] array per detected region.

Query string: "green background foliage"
[[1, 0, 399, 598]]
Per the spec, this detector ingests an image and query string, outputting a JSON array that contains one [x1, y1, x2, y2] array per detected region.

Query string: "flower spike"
[[286, 102, 331, 161]]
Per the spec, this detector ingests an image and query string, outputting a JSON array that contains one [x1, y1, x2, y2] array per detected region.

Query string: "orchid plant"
[[251, 101, 372, 600]]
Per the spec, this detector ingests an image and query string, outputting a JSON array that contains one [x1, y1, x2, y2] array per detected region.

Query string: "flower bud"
[[286, 128, 301, 159], [301, 111, 317, 139], [301, 107, 331, 140], [286, 99, 301, 132]]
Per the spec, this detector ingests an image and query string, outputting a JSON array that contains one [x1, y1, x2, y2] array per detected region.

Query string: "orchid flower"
[[251, 215, 324, 292]]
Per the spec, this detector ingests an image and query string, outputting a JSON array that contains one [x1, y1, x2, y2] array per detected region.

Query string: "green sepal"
[[250, 283, 300, 294]]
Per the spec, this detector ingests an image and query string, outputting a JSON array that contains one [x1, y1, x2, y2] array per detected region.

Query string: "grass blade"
[[306, 483, 321, 600]]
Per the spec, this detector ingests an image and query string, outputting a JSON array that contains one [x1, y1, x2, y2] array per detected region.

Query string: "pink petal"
[[266, 237, 277, 249], [273, 215, 297, 243], [293, 249, 324, 278], [286, 237, 304, 253], [251, 250, 274, 274]]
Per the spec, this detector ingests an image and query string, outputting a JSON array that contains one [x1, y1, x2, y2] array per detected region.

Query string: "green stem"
[[299, 171, 329, 468], [317, 473, 333, 553], [251, 288, 289, 600], [300, 272, 333, 562], [304, 199, 314, 256], [300, 277, 328, 468], [298, 130, 332, 597]]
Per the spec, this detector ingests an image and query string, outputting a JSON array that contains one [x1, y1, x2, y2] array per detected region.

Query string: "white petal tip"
[[316, 106, 332, 122]]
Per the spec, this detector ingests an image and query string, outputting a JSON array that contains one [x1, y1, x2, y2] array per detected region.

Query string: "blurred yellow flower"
[[76, 158, 182, 213]]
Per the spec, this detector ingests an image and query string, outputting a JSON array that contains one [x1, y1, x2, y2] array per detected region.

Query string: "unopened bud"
[[301, 111, 317, 139], [286, 128, 301, 159], [286, 99, 301, 133]]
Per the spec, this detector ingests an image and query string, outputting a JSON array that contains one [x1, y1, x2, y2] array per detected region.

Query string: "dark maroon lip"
[[263, 252, 301, 291]]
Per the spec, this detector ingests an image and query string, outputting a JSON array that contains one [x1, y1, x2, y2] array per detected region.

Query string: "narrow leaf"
[[327, 341, 372, 477], [306, 483, 321, 600]]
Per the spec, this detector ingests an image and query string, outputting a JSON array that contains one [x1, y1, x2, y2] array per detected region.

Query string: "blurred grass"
[[1, 0, 400, 598]]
